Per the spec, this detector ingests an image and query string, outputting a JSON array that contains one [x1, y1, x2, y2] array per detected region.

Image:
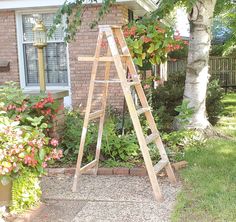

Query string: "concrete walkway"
[[34, 175, 181, 222]]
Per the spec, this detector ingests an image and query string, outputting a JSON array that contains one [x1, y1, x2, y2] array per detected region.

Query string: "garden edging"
[[46, 161, 188, 177]]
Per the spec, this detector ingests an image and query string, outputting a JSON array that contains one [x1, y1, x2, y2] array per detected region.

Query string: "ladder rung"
[[154, 160, 169, 174], [137, 107, 151, 116], [127, 81, 141, 86], [98, 25, 121, 29], [89, 110, 104, 120], [80, 160, 97, 174], [146, 133, 159, 145], [78, 56, 129, 62], [94, 79, 121, 84], [78, 56, 113, 62]]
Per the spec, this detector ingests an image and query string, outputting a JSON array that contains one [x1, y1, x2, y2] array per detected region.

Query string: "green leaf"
[[133, 57, 143, 67], [147, 43, 155, 54], [2, 161, 12, 168], [39, 149, 46, 161], [133, 40, 139, 49]]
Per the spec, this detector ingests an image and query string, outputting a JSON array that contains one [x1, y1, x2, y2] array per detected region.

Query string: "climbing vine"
[[48, 0, 116, 42]]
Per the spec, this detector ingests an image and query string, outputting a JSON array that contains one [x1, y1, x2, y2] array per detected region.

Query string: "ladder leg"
[[135, 84, 176, 184], [115, 27, 176, 184], [72, 30, 104, 192], [94, 49, 112, 174], [105, 28, 163, 201]]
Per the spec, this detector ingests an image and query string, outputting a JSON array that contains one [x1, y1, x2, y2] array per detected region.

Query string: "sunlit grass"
[[172, 93, 236, 222]]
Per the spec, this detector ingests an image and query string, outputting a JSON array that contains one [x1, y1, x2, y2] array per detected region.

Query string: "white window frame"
[[15, 8, 71, 93]]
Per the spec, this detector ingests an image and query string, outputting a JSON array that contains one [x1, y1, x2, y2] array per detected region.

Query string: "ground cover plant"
[[172, 93, 236, 222]]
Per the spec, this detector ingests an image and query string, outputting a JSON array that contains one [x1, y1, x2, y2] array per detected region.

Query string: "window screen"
[[22, 13, 68, 86]]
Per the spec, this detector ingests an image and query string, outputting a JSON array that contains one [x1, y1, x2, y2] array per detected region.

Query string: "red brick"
[[113, 167, 129, 176], [64, 168, 76, 175], [130, 167, 147, 176], [172, 161, 188, 171], [97, 167, 113, 175], [47, 168, 65, 176]]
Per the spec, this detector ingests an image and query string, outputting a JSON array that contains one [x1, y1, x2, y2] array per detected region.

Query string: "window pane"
[[22, 12, 68, 86], [24, 43, 68, 86], [22, 13, 64, 42]]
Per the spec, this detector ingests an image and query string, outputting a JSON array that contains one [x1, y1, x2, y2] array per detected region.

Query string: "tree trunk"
[[184, 0, 217, 129]]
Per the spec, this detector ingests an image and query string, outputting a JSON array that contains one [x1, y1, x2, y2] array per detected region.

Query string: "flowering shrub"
[[123, 16, 188, 67], [0, 83, 63, 187], [0, 115, 62, 185]]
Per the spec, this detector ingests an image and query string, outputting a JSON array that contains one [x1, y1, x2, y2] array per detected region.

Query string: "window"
[[21, 13, 68, 86]]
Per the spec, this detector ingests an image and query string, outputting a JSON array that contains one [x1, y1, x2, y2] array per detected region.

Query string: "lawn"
[[172, 93, 236, 222]]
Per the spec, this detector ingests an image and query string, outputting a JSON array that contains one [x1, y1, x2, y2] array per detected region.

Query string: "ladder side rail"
[[94, 48, 112, 174], [72, 30, 104, 192], [105, 28, 163, 201], [115, 28, 171, 158], [115, 28, 176, 183]]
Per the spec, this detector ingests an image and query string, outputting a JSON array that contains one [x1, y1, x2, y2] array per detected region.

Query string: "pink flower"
[[50, 138, 59, 147], [42, 162, 47, 168], [144, 84, 150, 89]]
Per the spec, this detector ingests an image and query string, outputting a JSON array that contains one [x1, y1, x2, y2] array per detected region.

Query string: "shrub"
[[206, 78, 224, 125], [60, 110, 141, 165], [0, 82, 62, 212], [146, 72, 224, 131], [0, 82, 60, 132], [0, 114, 62, 186]]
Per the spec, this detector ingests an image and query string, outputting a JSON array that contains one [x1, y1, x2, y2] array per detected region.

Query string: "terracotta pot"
[[0, 182, 12, 206]]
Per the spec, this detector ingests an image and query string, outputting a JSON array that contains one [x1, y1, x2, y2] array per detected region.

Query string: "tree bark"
[[184, 0, 217, 129]]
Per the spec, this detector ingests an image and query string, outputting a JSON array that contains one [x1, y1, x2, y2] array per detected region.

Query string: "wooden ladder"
[[72, 25, 176, 201]]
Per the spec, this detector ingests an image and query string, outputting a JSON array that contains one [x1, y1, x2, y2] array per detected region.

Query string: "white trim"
[[15, 9, 72, 107], [0, 0, 158, 12]]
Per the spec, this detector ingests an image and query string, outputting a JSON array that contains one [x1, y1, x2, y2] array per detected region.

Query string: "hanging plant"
[[123, 16, 187, 67]]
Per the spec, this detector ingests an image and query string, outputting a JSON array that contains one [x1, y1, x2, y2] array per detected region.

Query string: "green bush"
[[206, 78, 224, 125], [149, 72, 224, 131], [60, 110, 141, 166]]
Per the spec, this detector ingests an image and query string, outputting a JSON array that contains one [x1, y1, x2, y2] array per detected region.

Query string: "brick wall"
[[0, 10, 19, 84], [69, 5, 129, 111]]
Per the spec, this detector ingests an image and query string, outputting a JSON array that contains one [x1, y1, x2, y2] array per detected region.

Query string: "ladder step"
[[127, 81, 141, 86], [137, 107, 151, 116], [80, 160, 97, 174], [78, 55, 129, 62], [154, 160, 169, 174], [89, 110, 104, 120], [94, 79, 121, 84], [146, 133, 159, 145], [98, 25, 121, 29]]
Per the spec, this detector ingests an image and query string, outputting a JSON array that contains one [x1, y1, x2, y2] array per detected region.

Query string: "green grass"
[[172, 93, 236, 222]]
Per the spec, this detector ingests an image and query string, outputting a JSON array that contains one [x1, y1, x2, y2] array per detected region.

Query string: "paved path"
[[34, 175, 181, 222]]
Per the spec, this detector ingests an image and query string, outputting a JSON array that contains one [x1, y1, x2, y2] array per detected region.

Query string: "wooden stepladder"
[[72, 25, 176, 201]]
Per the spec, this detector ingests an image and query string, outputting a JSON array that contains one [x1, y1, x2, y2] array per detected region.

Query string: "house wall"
[[0, 5, 128, 111], [0, 10, 19, 84], [69, 5, 128, 111]]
